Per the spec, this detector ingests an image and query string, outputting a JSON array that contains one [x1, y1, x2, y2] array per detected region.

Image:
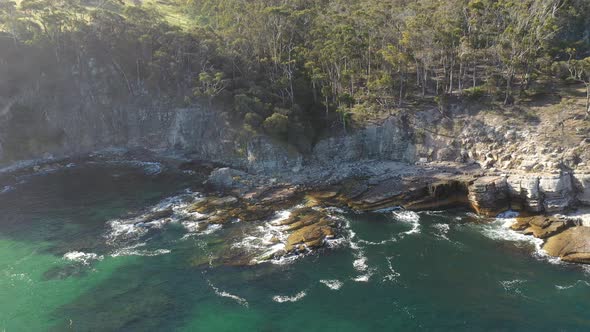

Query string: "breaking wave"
[[392, 210, 421, 235], [479, 213, 561, 265], [63, 251, 104, 265], [320, 279, 343, 290]]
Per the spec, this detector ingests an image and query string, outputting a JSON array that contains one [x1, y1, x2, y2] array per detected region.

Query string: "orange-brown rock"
[[468, 176, 509, 217], [543, 227, 590, 263]]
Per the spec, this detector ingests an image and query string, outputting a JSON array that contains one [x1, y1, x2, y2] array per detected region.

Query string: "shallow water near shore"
[[2, 163, 590, 331]]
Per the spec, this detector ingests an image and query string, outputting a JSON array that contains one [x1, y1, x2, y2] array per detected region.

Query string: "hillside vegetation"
[[0, 0, 589, 153]]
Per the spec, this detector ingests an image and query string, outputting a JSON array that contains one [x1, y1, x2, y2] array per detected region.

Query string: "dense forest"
[[0, 0, 589, 150]]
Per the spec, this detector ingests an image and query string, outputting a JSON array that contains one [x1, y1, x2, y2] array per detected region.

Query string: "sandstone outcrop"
[[543, 227, 590, 263], [468, 176, 509, 216]]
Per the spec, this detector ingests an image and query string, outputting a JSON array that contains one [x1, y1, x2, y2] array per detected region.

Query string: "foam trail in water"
[[555, 280, 590, 290], [272, 291, 307, 303], [111, 247, 171, 257], [383, 256, 401, 282], [208, 280, 249, 307]]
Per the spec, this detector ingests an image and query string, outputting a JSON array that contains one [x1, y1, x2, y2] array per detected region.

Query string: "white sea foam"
[[481, 218, 541, 247], [353, 257, 368, 272], [357, 237, 398, 246], [105, 191, 220, 245], [320, 279, 343, 290], [272, 291, 307, 303], [270, 254, 301, 266], [230, 210, 295, 265], [432, 223, 451, 241], [566, 208, 590, 227], [392, 210, 421, 235], [105, 219, 150, 243], [111, 247, 171, 257], [500, 279, 527, 295], [208, 281, 249, 307], [555, 280, 590, 290], [63, 251, 104, 265], [478, 215, 564, 264], [392, 210, 420, 223], [353, 274, 372, 282], [269, 210, 293, 225]]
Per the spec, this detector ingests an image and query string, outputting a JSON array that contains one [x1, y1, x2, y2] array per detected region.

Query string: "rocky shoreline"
[[198, 156, 590, 265], [2, 150, 590, 266]]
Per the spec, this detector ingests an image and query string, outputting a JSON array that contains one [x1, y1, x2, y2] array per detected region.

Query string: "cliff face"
[[0, 98, 301, 173], [311, 116, 416, 165], [1, 84, 589, 213]]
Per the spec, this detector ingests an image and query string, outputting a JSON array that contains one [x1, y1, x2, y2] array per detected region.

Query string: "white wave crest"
[[272, 291, 307, 303], [320, 279, 343, 290], [63, 251, 104, 265]]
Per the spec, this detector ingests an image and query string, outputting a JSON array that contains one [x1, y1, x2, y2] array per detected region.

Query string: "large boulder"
[[543, 227, 590, 263]]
